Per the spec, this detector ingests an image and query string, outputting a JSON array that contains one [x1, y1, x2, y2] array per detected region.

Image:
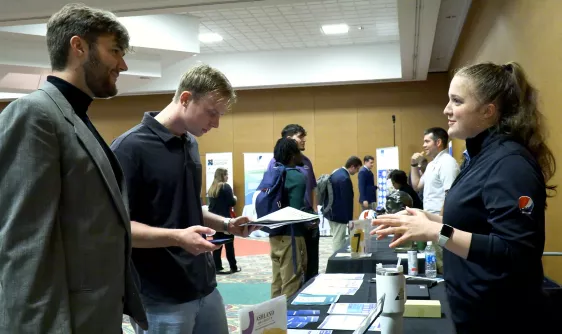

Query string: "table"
[[287, 274, 455, 333], [326, 238, 427, 275]]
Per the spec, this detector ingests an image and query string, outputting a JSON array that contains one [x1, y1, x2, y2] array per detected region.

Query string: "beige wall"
[[1, 73, 450, 220], [93, 73, 450, 219], [449, 0, 562, 281]]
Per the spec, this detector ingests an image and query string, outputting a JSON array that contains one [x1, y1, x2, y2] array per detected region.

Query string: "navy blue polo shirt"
[[442, 129, 546, 331], [111, 112, 216, 304]]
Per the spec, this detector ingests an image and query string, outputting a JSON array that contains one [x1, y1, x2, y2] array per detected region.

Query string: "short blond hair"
[[173, 64, 236, 108]]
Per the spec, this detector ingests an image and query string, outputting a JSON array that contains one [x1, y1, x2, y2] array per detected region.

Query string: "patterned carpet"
[[122, 236, 335, 333]]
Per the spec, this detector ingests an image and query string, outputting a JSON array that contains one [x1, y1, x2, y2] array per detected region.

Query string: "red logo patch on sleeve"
[[519, 196, 534, 215]]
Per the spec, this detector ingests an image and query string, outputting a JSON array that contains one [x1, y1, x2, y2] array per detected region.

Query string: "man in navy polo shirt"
[[111, 64, 254, 334], [267, 124, 318, 282]]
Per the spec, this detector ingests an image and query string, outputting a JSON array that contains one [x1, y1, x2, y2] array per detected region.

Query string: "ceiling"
[[193, 0, 399, 53], [0, 0, 471, 101]]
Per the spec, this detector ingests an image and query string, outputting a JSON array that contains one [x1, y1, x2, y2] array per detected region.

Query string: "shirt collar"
[[46, 75, 92, 117], [142, 112, 189, 144], [342, 167, 350, 175], [465, 127, 498, 160], [433, 149, 448, 161]]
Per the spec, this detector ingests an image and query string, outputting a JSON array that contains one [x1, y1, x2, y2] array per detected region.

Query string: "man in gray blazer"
[[0, 4, 148, 333]]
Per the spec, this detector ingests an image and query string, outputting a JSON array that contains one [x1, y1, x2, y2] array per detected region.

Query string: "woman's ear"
[[482, 103, 497, 120]]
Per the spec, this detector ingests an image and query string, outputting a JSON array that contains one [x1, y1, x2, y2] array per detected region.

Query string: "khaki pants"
[[329, 221, 348, 253], [270, 235, 307, 299]]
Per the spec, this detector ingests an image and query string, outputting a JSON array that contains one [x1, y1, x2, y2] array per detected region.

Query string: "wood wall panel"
[[272, 88, 316, 165], [231, 90, 275, 212], [450, 0, 562, 280], [0, 74, 450, 224], [313, 86, 360, 215], [88, 94, 169, 143]]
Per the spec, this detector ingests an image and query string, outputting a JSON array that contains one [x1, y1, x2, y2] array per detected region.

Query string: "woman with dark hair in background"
[[388, 169, 423, 210], [269, 137, 308, 298], [373, 62, 556, 333], [208, 167, 240, 274]]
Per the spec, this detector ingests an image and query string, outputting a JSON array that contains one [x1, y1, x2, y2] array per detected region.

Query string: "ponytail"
[[456, 62, 556, 195]]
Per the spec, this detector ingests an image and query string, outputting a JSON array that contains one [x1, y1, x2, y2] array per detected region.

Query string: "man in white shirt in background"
[[410, 127, 459, 214], [409, 127, 459, 273]]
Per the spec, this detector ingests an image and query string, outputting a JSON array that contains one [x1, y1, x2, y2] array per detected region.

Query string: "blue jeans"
[[131, 288, 229, 334]]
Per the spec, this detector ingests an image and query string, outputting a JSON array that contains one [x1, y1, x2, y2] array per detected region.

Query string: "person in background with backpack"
[[208, 167, 240, 274], [269, 138, 308, 299], [324, 156, 363, 252], [267, 124, 319, 283]]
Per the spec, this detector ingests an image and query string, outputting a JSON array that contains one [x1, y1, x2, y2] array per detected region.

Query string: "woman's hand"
[[371, 207, 441, 248]]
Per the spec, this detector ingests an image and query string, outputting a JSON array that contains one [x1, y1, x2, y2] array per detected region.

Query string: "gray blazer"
[[0, 82, 148, 333]]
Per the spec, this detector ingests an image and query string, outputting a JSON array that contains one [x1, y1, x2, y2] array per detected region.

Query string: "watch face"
[[441, 224, 454, 238]]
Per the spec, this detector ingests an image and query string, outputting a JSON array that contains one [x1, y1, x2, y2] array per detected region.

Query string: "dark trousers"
[[212, 232, 237, 271], [303, 227, 319, 282]]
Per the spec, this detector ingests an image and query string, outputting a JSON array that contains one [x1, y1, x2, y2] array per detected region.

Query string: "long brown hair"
[[455, 62, 556, 194], [208, 167, 228, 198]]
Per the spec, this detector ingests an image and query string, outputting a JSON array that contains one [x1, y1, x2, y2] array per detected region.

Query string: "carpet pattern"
[[122, 236, 335, 333]]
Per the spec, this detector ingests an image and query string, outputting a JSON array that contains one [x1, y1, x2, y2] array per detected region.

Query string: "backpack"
[[255, 163, 287, 218], [316, 172, 335, 216], [255, 163, 302, 282]]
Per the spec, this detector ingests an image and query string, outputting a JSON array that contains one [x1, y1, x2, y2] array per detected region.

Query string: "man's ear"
[[69, 35, 87, 58], [179, 91, 193, 106]]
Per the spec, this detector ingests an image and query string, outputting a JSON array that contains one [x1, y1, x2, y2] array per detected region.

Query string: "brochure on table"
[[327, 303, 377, 316], [317, 294, 384, 333], [300, 273, 365, 296], [240, 295, 287, 334], [291, 294, 340, 306]]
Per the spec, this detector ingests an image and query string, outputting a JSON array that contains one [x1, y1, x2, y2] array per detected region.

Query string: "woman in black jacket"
[[373, 62, 556, 333], [208, 168, 240, 274]]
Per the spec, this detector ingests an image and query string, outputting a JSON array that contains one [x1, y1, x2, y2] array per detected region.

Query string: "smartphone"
[[210, 238, 233, 245]]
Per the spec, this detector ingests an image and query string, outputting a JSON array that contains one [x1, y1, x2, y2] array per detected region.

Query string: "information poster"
[[375, 147, 399, 209], [240, 295, 287, 334], [243, 153, 274, 206], [205, 152, 233, 193]]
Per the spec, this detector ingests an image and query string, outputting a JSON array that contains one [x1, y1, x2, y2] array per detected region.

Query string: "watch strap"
[[223, 218, 231, 233], [438, 234, 449, 247]]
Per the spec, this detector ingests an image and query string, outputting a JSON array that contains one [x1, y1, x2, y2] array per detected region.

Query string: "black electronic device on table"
[[406, 284, 430, 299]]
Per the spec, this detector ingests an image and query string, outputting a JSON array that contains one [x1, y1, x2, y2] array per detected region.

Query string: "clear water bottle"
[[425, 241, 437, 278]]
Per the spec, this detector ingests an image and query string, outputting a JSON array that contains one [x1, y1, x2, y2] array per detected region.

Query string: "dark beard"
[[83, 46, 117, 98]]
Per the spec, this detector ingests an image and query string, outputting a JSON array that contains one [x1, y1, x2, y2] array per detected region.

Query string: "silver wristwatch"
[[438, 224, 454, 247], [223, 218, 231, 234]]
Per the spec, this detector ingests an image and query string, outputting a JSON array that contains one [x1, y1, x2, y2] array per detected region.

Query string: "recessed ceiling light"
[[321, 24, 349, 35], [199, 33, 223, 43]]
